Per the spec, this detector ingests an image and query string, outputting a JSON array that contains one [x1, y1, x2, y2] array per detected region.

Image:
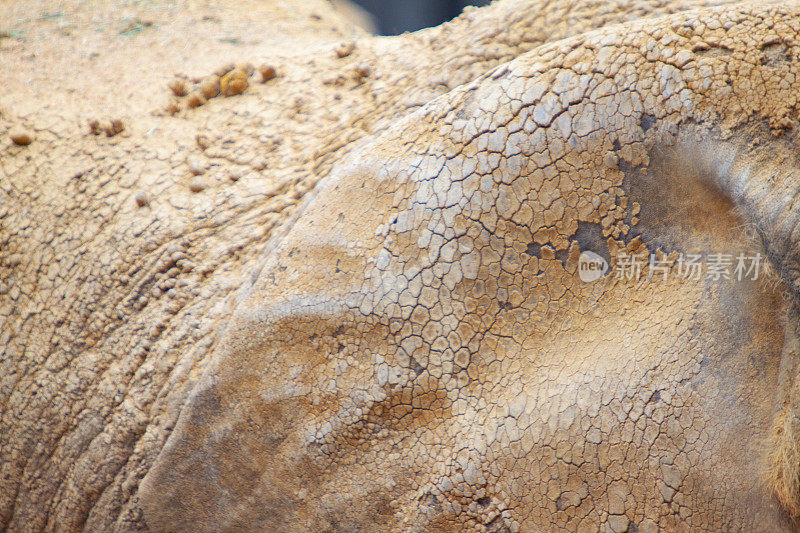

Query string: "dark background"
[[350, 0, 492, 35]]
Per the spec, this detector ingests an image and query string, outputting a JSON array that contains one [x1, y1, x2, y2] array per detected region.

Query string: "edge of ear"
[[767, 304, 800, 517]]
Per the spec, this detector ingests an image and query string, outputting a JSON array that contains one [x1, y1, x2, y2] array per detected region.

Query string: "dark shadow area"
[[350, 0, 492, 35]]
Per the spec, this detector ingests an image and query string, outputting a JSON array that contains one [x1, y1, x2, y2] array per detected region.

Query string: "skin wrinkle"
[[1, 0, 800, 531]]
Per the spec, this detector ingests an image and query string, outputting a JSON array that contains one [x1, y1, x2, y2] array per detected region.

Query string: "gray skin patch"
[[619, 141, 746, 257], [572, 221, 610, 263]]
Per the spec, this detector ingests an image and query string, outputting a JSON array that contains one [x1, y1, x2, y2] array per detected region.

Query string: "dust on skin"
[[3, 0, 800, 531]]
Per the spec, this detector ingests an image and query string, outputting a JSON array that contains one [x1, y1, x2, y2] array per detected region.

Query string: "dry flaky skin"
[[3, 0, 800, 531]]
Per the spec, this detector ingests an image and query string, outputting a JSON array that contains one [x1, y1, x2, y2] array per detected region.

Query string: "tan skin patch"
[[5, 0, 800, 532]]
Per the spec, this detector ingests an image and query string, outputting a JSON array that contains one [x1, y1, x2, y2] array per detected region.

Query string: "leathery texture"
[[5, 1, 800, 531]]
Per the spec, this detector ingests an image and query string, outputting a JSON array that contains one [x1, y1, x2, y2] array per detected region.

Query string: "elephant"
[[3, 0, 800, 530]]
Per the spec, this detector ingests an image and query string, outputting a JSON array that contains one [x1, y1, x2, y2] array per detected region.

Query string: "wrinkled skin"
[[3, 0, 800, 531]]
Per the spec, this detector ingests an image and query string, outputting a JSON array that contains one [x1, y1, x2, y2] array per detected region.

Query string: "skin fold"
[[3, 0, 800, 531]]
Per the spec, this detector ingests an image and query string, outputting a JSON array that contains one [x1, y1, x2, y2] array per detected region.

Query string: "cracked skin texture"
[[4, 0, 800, 532]]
